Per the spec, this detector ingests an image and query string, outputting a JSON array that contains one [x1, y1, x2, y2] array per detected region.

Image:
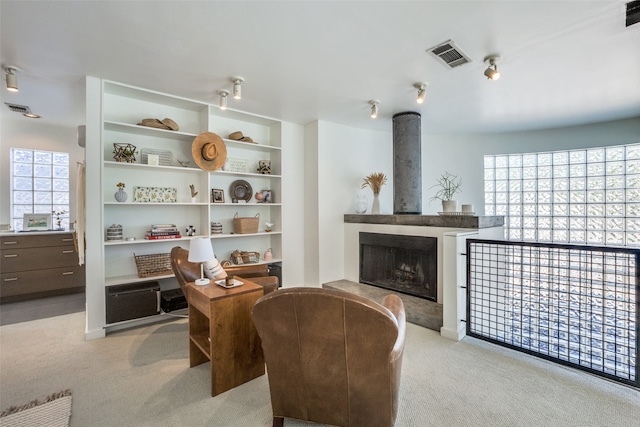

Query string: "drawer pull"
[[3, 277, 18, 282], [3, 241, 18, 245], [62, 272, 74, 275], [62, 238, 73, 242], [3, 254, 17, 258], [62, 250, 74, 254]]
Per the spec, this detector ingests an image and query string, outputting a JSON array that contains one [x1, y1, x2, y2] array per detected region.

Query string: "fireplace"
[[359, 232, 437, 301]]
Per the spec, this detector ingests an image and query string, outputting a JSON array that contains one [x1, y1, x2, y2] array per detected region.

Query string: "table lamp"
[[188, 237, 214, 285]]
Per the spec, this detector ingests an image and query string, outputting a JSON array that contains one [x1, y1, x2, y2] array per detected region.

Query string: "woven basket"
[[233, 213, 260, 234], [134, 252, 172, 278]]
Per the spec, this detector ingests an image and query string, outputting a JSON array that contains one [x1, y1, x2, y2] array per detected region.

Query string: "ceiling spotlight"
[[369, 100, 379, 119], [232, 77, 244, 99], [3, 65, 21, 92], [414, 82, 427, 104], [483, 55, 501, 80], [218, 90, 229, 110]]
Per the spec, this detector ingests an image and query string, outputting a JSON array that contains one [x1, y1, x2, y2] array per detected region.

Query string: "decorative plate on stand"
[[230, 180, 253, 202]]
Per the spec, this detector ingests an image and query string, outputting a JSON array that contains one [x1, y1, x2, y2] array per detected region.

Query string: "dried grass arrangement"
[[361, 172, 387, 195]]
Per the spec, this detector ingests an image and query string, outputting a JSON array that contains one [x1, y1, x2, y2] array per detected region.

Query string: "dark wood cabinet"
[[0, 232, 85, 302]]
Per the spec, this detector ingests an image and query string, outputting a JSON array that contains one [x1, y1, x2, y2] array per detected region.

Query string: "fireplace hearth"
[[359, 232, 437, 301]]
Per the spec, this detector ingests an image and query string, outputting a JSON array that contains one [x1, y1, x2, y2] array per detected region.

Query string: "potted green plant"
[[430, 172, 462, 213]]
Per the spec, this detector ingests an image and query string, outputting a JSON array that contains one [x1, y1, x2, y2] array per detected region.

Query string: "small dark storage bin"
[[106, 281, 160, 324], [161, 288, 187, 312], [268, 262, 282, 288]]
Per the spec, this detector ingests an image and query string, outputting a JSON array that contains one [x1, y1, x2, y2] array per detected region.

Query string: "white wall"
[[312, 120, 392, 286], [280, 121, 305, 287], [0, 116, 85, 227], [421, 117, 640, 215]]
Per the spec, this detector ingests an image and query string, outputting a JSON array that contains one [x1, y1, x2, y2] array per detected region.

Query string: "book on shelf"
[[151, 224, 177, 228], [147, 230, 181, 236], [145, 234, 182, 240]]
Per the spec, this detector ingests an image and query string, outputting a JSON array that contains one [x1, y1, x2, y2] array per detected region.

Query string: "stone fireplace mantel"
[[344, 214, 504, 229], [343, 214, 504, 341]]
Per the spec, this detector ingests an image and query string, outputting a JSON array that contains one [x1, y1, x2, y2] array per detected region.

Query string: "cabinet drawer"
[[1, 233, 75, 249], [1, 265, 85, 298], [1, 247, 79, 273]]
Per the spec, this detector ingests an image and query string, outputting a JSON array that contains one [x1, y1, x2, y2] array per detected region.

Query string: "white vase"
[[114, 188, 128, 202], [442, 200, 457, 212], [372, 194, 380, 214]]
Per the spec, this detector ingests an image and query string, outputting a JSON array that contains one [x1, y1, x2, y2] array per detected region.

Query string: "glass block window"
[[11, 148, 70, 231], [484, 143, 640, 247]]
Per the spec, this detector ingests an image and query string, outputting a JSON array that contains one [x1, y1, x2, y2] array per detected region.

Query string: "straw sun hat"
[[192, 132, 227, 171], [228, 131, 255, 143], [137, 118, 179, 131]]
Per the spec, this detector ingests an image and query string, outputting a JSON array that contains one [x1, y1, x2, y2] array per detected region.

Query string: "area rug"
[[0, 389, 72, 427]]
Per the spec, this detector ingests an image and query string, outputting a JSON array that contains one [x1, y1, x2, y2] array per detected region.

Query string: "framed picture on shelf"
[[212, 189, 225, 203], [23, 213, 52, 231], [262, 190, 272, 203]]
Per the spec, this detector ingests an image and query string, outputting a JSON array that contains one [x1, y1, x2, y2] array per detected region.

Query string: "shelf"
[[105, 201, 210, 206], [223, 138, 281, 152], [106, 273, 174, 286], [104, 161, 206, 173], [190, 332, 212, 360], [211, 170, 282, 178], [211, 203, 282, 207], [104, 233, 281, 245], [104, 120, 198, 141], [210, 232, 282, 239]]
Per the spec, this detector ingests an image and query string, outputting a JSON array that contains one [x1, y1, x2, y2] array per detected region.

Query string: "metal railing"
[[466, 239, 639, 388]]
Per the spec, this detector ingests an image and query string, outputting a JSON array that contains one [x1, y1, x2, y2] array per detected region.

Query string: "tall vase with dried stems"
[[372, 194, 380, 214], [361, 172, 387, 215]]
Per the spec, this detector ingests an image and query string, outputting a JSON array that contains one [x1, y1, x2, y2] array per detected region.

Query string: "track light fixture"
[[414, 82, 427, 104], [232, 77, 244, 99], [3, 65, 21, 92], [218, 90, 229, 110], [483, 55, 501, 80], [369, 100, 379, 118]]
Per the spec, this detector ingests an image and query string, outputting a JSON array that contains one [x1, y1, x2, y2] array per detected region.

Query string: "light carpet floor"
[[0, 311, 638, 426]]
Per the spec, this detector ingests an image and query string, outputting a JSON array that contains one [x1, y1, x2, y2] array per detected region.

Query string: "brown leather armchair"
[[251, 287, 406, 427], [169, 246, 279, 300]]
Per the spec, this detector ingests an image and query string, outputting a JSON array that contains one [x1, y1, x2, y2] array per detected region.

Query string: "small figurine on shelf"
[[257, 160, 271, 174], [186, 225, 196, 236], [264, 222, 274, 232]]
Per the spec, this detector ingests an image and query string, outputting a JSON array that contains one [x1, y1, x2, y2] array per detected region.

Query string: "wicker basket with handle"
[[233, 213, 260, 234]]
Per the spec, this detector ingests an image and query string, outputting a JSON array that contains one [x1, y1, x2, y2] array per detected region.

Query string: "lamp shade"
[[189, 238, 214, 263]]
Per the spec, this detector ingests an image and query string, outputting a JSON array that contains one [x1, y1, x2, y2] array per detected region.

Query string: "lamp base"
[[195, 278, 210, 286]]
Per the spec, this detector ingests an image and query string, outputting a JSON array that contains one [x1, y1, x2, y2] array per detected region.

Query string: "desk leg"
[[209, 288, 265, 396]]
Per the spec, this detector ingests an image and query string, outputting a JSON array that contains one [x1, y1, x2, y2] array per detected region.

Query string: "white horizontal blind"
[[484, 143, 640, 247]]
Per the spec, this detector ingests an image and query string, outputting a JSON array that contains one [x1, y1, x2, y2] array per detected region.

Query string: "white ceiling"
[[1, 0, 639, 134]]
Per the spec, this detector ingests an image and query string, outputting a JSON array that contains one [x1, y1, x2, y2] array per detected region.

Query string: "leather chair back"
[[170, 246, 200, 294], [170, 246, 279, 298], [252, 287, 406, 427]]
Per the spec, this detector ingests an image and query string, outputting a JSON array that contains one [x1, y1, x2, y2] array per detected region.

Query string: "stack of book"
[[145, 224, 182, 240]]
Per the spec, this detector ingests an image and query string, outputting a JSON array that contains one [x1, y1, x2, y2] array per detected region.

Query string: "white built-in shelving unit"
[[85, 78, 283, 337]]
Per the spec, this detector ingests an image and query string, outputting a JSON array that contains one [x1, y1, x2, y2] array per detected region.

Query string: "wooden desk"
[[186, 278, 265, 396]]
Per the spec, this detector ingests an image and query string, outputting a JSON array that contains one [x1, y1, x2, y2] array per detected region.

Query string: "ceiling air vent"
[[427, 40, 472, 69], [5, 102, 32, 114], [627, 0, 640, 27]]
